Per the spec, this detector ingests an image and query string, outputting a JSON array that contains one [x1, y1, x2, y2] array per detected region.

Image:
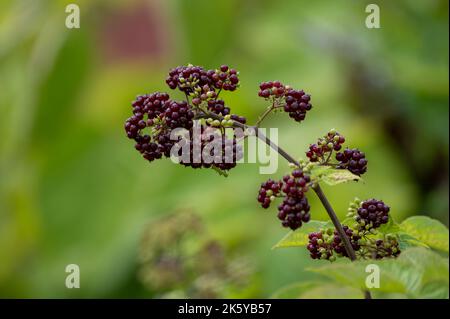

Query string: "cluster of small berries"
[[258, 81, 287, 99], [307, 226, 360, 261], [257, 179, 282, 209], [126, 65, 249, 172], [167, 65, 239, 100], [172, 127, 244, 171], [206, 100, 246, 125], [284, 89, 312, 122], [125, 92, 179, 163], [373, 236, 401, 259], [351, 198, 390, 231], [164, 100, 195, 129], [258, 169, 311, 230], [305, 130, 368, 176], [306, 129, 346, 163], [307, 199, 400, 262], [336, 148, 368, 176], [258, 80, 312, 123], [167, 64, 246, 127]]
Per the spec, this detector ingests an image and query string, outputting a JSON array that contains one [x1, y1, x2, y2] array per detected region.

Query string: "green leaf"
[[400, 216, 449, 252], [307, 260, 406, 293], [310, 166, 361, 186], [298, 283, 364, 299], [310, 165, 332, 178], [271, 281, 363, 299], [398, 232, 429, 251], [377, 216, 401, 234], [270, 282, 319, 298], [272, 220, 332, 249], [307, 247, 449, 298]]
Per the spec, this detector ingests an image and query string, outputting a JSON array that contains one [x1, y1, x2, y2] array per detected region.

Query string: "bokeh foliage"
[[0, 0, 448, 297]]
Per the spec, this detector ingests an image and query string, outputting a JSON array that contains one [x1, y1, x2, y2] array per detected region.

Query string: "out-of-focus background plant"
[[0, 0, 448, 298]]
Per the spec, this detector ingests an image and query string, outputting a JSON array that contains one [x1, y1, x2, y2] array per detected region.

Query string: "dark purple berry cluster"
[[207, 99, 230, 116], [209, 65, 240, 91], [164, 100, 194, 129], [166, 64, 239, 98], [258, 169, 311, 230], [336, 148, 368, 176], [230, 114, 247, 124], [205, 100, 247, 125], [125, 92, 170, 140], [284, 89, 312, 122], [257, 179, 282, 208], [166, 65, 213, 94], [125, 92, 181, 163], [126, 65, 248, 171], [173, 127, 244, 171], [277, 196, 310, 230], [307, 226, 360, 261], [374, 238, 401, 259], [306, 130, 345, 163], [134, 134, 163, 162], [307, 231, 333, 260], [257, 81, 312, 123], [331, 226, 361, 257], [307, 198, 400, 262], [258, 81, 286, 99], [356, 199, 390, 229]]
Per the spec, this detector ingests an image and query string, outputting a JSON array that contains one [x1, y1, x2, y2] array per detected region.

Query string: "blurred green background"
[[0, 0, 448, 298]]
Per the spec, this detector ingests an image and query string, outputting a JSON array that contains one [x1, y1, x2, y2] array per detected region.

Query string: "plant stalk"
[[248, 125, 371, 299], [198, 111, 373, 298]]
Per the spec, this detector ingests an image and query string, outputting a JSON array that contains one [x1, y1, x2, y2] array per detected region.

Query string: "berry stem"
[[312, 184, 357, 262], [255, 101, 278, 127]]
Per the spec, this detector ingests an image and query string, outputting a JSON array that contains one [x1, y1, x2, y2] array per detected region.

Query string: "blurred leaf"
[[398, 232, 429, 251], [272, 220, 332, 249], [271, 281, 362, 299], [308, 247, 449, 298], [270, 282, 317, 298], [400, 216, 449, 252], [298, 283, 363, 299]]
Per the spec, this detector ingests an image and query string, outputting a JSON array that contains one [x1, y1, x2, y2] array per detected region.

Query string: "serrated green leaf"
[[310, 166, 361, 186], [310, 165, 332, 178], [272, 220, 332, 249], [400, 216, 449, 252], [398, 232, 429, 250], [322, 169, 361, 185]]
